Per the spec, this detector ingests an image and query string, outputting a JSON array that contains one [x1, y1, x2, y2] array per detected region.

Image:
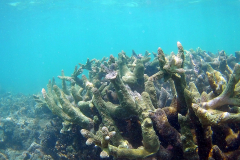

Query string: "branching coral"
[[36, 42, 240, 160], [190, 64, 240, 126]]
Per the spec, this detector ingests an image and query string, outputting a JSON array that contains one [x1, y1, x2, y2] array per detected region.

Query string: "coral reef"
[[37, 42, 240, 160], [0, 92, 102, 160]]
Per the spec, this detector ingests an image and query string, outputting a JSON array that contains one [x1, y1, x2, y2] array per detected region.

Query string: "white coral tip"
[[41, 88, 46, 98], [102, 126, 108, 131], [105, 136, 110, 141], [177, 41, 182, 47], [80, 129, 88, 136], [100, 150, 109, 158], [221, 112, 230, 119], [86, 138, 94, 145], [109, 131, 116, 137]]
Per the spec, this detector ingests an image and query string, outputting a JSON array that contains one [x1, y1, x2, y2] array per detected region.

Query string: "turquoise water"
[[0, 0, 239, 94]]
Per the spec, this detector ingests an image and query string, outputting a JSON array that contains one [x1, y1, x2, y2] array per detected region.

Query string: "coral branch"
[[35, 42, 240, 159]]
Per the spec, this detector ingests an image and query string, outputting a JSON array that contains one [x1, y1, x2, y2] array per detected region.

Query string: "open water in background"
[[0, 0, 239, 94]]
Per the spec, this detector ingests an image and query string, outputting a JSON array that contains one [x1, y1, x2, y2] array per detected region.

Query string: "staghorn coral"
[[190, 64, 240, 126], [178, 114, 199, 160], [36, 42, 240, 160]]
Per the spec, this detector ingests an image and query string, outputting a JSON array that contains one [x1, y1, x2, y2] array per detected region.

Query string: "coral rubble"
[[37, 42, 240, 160]]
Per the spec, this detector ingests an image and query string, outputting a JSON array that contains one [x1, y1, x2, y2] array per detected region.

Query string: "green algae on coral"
[[36, 42, 240, 159]]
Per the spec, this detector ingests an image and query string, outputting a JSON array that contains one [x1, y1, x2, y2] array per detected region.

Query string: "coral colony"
[[36, 42, 240, 159]]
